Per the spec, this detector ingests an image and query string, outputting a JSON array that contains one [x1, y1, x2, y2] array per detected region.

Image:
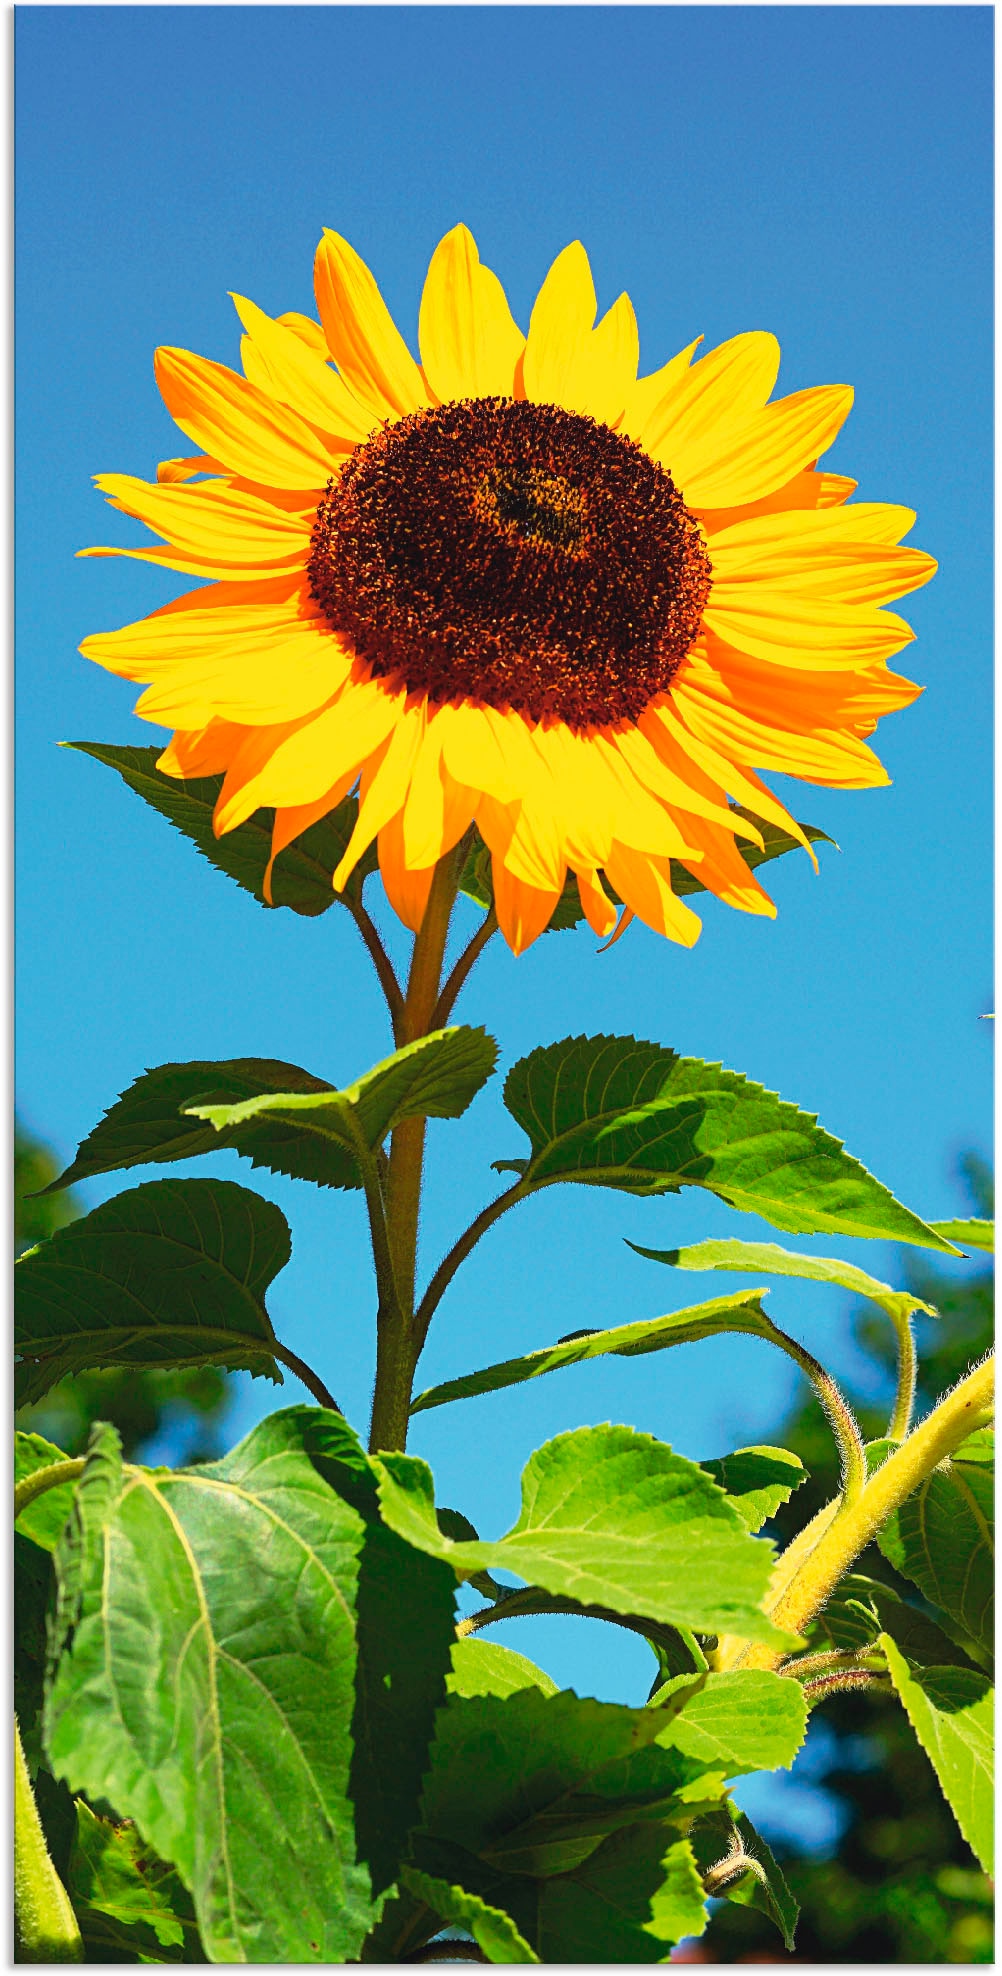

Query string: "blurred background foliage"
[[15, 1121, 992, 1963]]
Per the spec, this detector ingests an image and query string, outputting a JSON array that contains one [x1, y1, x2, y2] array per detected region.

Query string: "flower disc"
[[308, 398, 712, 729]]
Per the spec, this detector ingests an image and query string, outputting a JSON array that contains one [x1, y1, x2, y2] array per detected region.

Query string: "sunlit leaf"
[[630, 1235, 938, 1323], [66, 1801, 205, 1962], [927, 1218, 994, 1254], [44, 1058, 355, 1195], [877, 1453, 993, 1656], [45, 1409, 385, 1961], [499, 1035, 957, 1249], [187, 1026, 498, 1168], [881, 1634, 993, 1873], [373, 1424, 794, 1646], [400, 1867, 539, 1962], [15, 1431, 77, 1550], [699, 1447, 807, 1533], [447, 1639, 559, 1701], [411, 1291, 785, 1416]]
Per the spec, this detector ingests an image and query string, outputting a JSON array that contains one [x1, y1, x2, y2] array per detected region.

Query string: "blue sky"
[[16, 4, 992, 1773]]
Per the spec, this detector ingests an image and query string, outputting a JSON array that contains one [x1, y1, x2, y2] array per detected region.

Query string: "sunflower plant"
[[15, 226, 993, 1965]]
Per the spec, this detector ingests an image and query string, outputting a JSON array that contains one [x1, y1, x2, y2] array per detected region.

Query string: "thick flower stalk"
[[79, 224, 934, 955]]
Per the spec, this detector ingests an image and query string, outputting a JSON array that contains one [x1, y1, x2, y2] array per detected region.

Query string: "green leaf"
[[66, 1800, 206, 1962], [880, 1634, 994, 1872], [954, 1426, 994, 1466], [700, 1446, 807, 1532], [15, 1178, 286, 1406], [411, 1290, 792, 1416], [15, 1533, 54, 1771], [373, 1424, 794, 1646], [448, 1639, 559, 1701], [690, 1807, 799, 1953], [877, 1454, 993, 1656], [928, 1217, 994, 1254], [500, 1035, 958, 1249], [68, 741, 377, 913], [300, 1411, 458, 1900], [652, 1670, 807, 1779], [15, 1431, 77, 1551], [45, 1058, 356, 1195], [400, 1867, 539, 1962], [631, 1235, 939, 1324], [187, 1025, 498, 1169], [44, 1407, 382, 1961]]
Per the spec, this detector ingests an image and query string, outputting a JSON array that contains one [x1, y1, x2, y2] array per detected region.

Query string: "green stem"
[[734, 1354, 994, 1673], [14, 1714, 83, 1962]]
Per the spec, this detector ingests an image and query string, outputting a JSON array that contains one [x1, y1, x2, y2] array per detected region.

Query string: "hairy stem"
[[432, 909, 498, 1029], [14, 1715, 83, 1962], [733, 1354, 994, 1673], [887, 1309, 918, 1442], [412, 1180, 532, 1357], [269, 1339, 342, 1413]]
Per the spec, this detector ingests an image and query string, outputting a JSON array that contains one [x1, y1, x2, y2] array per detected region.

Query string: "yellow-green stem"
[[734, 1354, 994, 1673], [14, 1715, 83, 1962], [369, 848, 465, 1452]]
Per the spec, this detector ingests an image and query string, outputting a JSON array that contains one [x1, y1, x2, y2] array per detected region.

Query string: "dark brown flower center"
[[307, 398, 711, 730]]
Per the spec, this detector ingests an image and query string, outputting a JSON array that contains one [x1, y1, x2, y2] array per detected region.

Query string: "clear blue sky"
[[16, 6, 992, 1818]]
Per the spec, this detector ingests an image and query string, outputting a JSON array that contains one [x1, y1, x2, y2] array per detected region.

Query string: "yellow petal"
[[215, 674, 402, 831], [157, 720, 246, 778], [603, 845, 702, 947], [89, 472, 313, 564], [419, 224, 525, 401], [231, 292, 380, 444], [522, 242, 597, 404], [702, 591, 915, 669], [402, 720, 478, 869], [489, 856, 562, 955], [377, 811, 435, 933], [574, 867, 618, 938], [276, 313, 332, 359], [699, 468, 856, 532], [639, 331, 781, 459], [155, 347, 340, 491], [334, 701, 428, 885], [675, 817, 777, 919], [641, 699, 818, 865], [619, 339, 703, 443], [673, 384, 854, 509], [264, 776, 358, 903], [672, 676, 889, 788], [314, 230, 428, 419]]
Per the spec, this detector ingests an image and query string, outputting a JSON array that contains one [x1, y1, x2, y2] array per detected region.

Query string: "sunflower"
[[79, 226, 935, 953]]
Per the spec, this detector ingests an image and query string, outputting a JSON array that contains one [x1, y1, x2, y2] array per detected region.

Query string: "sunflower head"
[[79, 223, 935, 954]]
